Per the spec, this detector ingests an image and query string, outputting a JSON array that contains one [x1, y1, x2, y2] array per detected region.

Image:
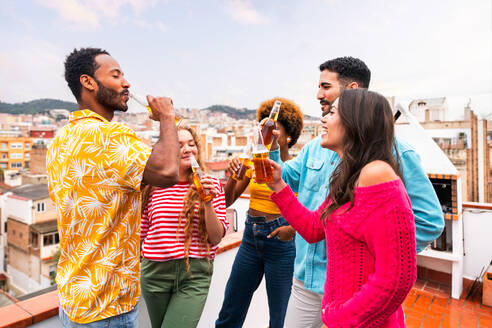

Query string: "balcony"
[[0, 200, 491, 327]]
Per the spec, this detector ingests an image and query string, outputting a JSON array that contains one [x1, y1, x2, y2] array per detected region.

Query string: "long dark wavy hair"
[[320, 89, 402, 221]]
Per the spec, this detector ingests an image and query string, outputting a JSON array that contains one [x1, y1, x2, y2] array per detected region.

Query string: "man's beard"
[[95, 79, 128, 112]]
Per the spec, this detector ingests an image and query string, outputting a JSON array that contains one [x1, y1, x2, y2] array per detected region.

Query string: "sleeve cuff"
[[270, 184, 294, 204]]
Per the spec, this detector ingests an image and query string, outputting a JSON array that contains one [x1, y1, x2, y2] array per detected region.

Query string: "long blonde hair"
[[141, 126, 211, 270]]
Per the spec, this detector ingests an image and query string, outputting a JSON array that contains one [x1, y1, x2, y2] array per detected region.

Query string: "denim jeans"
[[216, 214, 296, 328], [59, 304, 138, 328]]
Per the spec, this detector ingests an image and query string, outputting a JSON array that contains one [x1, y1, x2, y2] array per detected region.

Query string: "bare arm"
[[224, 157, 250, 207], [200, 174, 226, 245], [204, 201, 225, 245], [142, 96, 179, 188]]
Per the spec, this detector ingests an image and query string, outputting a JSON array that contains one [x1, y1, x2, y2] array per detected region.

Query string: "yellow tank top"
[[245, 168, 281, 215]]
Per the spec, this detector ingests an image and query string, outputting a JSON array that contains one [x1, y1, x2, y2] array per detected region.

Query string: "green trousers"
[[141, 258, 213, 328]]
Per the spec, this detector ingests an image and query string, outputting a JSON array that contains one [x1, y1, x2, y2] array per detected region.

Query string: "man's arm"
[[142, 96, 179, 188], [399, 149, 444, 252]]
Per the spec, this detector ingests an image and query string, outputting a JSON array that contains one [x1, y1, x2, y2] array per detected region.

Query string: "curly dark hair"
[[64, 47, 110, 101], [256, 97, 304, 148], [319, 56, 371, 89]]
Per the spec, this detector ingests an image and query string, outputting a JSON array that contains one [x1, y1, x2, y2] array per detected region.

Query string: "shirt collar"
[[69, 109, 108, 123]]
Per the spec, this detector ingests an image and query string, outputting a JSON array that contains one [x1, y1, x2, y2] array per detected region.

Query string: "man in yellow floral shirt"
[[47, 47, 180, 327]]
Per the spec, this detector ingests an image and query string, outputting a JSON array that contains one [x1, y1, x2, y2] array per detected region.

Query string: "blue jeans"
[[216, 214, 295, 328], [59, 304, 138, 328]]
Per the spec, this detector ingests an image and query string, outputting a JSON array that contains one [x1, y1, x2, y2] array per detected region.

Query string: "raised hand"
[[199, 174, 218, 201], [266, 159, 286, 192], [146, 95, 175, 122]]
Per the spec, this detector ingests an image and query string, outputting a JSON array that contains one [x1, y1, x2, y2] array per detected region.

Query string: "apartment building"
[[0, 137, 32, 171], [3, 184, 58, 295]]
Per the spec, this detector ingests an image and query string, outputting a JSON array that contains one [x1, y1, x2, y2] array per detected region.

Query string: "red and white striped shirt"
[[141, 179, 228, 261]]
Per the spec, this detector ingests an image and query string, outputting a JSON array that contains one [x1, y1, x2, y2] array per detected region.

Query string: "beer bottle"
[[253, 126, 273, 184], [232, 143, 252, 181], [129, 91, 184, 126], [190, 155, 213, 202], [261, 100, 281, 150]]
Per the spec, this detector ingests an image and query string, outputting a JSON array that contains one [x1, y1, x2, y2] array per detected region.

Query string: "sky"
[[0, 0, 491, 119]]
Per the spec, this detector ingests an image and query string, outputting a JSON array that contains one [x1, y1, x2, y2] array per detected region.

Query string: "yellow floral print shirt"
[[47, 110, 152, 323]]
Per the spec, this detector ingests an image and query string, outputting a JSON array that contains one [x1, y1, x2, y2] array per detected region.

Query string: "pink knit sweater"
[[271, 179, 416, 327]]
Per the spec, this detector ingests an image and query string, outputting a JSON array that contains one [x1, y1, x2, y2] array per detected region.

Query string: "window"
[[19, 232, 23, 239], [43, 234, 53, 246], [49, 265, 57, 277], [0, 163, 6, 169], [37, 202, 45, 212], [25, 143, 30, 150], [11, 162, 22, 168], [1, 143, 7, 149], [31, 232, 39, 248], [25, 153, 30, 159], [1, 153, 7, 159], [12, 230, 15, 236], [10, 153, 23, 159], [43, 232, 59, 246], [10, 143, 22, 149]]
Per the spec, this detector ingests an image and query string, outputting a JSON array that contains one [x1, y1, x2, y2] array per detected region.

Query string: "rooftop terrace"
[[0, 199, 490, 328]]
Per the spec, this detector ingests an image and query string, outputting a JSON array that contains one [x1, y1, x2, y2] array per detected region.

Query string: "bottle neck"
[[269, 108, 279, 121]]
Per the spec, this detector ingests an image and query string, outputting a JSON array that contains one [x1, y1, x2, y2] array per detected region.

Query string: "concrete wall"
[[33, 198, 57, 223], [462, 206, 492, 280], [4, 196, 31, 224], [417, 205, 492, 280]]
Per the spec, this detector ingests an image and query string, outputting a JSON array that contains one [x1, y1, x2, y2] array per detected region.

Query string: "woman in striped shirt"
[[140, 126, 228, 328]]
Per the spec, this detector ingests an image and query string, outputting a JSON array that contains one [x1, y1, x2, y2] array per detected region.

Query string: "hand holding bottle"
[[227, 157, 241, 177], [198, 174, 218, 200], [265, 159, 286, 192]]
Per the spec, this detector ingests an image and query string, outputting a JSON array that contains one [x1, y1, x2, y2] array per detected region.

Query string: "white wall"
[[41, 244, 59, 260], [7, 264, 42, 295], [417, 206, 492, 280], [462, 206, 492, 280], [4, 195, 32, 224]]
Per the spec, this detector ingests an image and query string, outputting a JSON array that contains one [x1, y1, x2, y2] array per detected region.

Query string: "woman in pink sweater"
[[267, 89, 417, 327]]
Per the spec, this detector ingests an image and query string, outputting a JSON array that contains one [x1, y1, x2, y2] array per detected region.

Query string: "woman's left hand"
[[200, 174, 218, 200]]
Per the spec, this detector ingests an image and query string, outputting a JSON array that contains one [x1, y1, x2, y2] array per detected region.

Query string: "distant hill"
[[0, 99, 78, 114], [203, 105, 257, 120], [203, 104, 319, 121], [0, 99, 319, 120]]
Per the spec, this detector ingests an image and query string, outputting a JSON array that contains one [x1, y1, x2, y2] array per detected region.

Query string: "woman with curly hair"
[[216, 97, 304, 328], [140, 126, 228, 328]]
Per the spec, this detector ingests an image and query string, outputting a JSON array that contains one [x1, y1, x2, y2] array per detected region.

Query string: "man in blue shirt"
[[268, 57, 444, 328]]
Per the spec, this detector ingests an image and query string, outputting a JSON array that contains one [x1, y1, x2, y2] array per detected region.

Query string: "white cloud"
[[225, 0, 268, 25], [36, 0, 166, 29], [37, 0, 100, 28], [156, 21, 167, 33]]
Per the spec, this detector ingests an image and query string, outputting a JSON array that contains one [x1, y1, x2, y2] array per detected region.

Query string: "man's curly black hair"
[[64, 47, 110, 101], [257, 97, 304, 148], [319, 56, 371, 89]]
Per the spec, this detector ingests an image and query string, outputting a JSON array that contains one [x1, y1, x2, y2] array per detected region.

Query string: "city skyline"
[[0, 0, 490, 119]]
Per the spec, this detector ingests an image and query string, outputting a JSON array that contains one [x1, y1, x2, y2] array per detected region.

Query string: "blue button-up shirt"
[[270, 136, 444, 294]]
